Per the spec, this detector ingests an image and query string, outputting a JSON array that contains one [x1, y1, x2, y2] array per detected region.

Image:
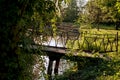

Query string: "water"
[[33, 36, 75, 80], [32, 56, 75, 80], [42, 36, 66, 47], [37, 56, 75, 80]]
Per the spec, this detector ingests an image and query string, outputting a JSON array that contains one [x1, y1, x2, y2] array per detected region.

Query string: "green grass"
[[80, 24, 116, 30]]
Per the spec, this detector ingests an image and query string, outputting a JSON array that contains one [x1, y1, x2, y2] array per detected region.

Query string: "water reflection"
[[38, 56, 75, 80]]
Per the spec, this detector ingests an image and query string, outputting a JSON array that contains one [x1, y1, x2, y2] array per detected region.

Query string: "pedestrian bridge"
[[34, 28, 118, 53], [31, 27, 118, 77]]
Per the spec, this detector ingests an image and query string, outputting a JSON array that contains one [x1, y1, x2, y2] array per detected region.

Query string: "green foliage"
[[62, 0, 79, 22], [0, 0, 120, 80], [54, 52, 120, 80], [116, 1, 120, 13], [0, 0, 64, 79], [80, 0, 120, 29]]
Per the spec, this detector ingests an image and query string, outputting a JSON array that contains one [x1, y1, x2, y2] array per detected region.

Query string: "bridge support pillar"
[[47, 59, 53, 76], [47, 54, 62, 77], [54, 58, 60, 75]]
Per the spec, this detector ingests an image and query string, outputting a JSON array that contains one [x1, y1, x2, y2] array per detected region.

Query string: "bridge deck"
[[43, 46, 67, 54], [41, 45, 102, 58]]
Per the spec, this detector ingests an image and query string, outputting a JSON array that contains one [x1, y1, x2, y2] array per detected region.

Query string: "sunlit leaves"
[[84, 0, 120, 25], [64, 0, 71, 4], [116, 1, 120, 13]]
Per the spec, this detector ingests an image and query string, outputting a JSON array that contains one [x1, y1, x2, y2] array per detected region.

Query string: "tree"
[[84, 0, 104, 30], [101, 0, 120, 29], [0, 0, 62, 79], [82, 0, 120, 30], [115, 0, 120, 30], [62, 0, 79, 22]]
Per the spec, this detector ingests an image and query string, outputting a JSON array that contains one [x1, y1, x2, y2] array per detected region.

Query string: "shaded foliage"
[[78, 0, 120, 29], [0, 0, 59, 79], [54, 55, 119, 80], [62, 0, 79, 22]]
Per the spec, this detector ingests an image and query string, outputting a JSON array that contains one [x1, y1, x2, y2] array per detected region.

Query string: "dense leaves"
[[0, 0, 61, 79], [0, 0, 120, 79], [78, 0, 120, 29], [62, 0, 79, 22]]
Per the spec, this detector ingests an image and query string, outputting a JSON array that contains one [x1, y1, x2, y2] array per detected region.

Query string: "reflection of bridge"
[[33, 26, 119, 77]]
